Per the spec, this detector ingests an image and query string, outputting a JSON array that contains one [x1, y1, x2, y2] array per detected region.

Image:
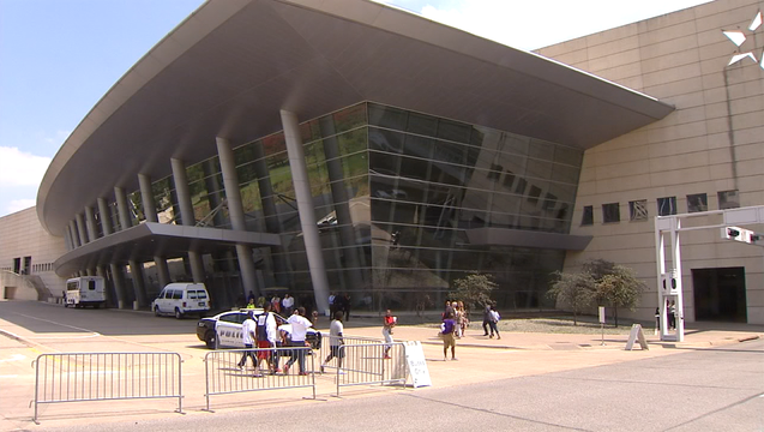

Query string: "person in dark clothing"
[[482, 304, 492, 336]]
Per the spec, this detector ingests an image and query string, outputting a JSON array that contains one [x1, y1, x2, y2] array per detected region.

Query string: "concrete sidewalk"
[[2, 308, 762, 431]]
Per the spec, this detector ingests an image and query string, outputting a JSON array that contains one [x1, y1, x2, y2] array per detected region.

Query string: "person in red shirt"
[[382, 309, 396, 359]]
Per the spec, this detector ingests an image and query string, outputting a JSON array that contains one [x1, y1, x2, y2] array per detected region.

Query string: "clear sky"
[[0, 0, 712, 218]]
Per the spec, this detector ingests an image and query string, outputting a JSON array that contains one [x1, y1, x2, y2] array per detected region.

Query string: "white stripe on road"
[[0, 354, 25, 362], [14, 313, 101, 337]]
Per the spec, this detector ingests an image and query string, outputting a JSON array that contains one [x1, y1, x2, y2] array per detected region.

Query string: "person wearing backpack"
[[256, 302, 278, 374]]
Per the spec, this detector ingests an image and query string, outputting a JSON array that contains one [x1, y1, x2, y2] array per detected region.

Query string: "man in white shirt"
[[282, 294, 295, 316], [320, 311, 345, 374], [285, 307, 313, 375], [237, 311, 258, 372]]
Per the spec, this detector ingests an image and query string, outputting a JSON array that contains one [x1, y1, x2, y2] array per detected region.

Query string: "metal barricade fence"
[[334, 342, 407, 396], [203, 346, 315, 411], [33, 352, 183, 423], [317, 334, 385, 374]]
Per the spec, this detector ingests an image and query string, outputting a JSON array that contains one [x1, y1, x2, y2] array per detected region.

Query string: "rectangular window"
[[657, 197, 677, 216], [718, 190, 739, 210], [602, 203, 620, 223], [581, 205, 593, 226], [487, 164, 502, 181], [527, 185, 542, 205], [502, 170, 515, 188], [514, 178, 527, 195], [629, 200, 648, 221], [686, 193, 708, 213]]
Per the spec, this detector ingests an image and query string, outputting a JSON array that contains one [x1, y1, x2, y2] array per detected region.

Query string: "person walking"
[[441, 310, 457, 361], [237, 311, 259, 373], [482, 304, 492, 336], [382, 309, 396, 359], [285, 307, 313, 375], [321, 311, 345, 374], [488, 305, 501, 340], [256, 302, 278, 374]]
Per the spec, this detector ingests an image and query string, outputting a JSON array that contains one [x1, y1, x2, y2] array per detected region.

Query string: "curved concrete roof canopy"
[[37, 0, 674, 237]]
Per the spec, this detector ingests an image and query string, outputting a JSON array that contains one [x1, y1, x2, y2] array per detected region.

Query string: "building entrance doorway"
[[692, 267, 747, 322]]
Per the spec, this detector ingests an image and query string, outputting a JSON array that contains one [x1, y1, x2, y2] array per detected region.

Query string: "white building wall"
[[537, 0, 764, 324], [0, 207, 68, 300]]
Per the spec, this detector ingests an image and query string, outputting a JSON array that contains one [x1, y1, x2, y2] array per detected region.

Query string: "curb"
[[0, 327, 41, 350]]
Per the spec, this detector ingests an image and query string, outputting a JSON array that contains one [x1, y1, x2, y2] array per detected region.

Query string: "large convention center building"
[[1, 0, 762, 324]]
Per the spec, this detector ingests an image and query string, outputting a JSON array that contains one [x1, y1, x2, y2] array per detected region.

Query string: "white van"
[[151, 283, 210, 319], [64, 276, 106, 308]]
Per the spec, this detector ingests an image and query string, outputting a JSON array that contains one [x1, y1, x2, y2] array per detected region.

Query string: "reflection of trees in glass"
[[333, 103, 367, 134], [240, 183, 262, 214]]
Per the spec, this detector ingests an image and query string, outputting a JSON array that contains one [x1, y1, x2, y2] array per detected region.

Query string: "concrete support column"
[[64, 226, 74, 251], [97, 197, 113, 236], [109, 263, 128, 309], [69, 220, 81, 248], [96, 266, 111, 307], [138, 173, 158, 223], [171, 158, 195, 226], [85, 206, 98, 241], [114, 187, 132, 231], [140, 173, 171, 289], [128, 260, 148, 309], [171, 158, 205, 283], [154, 256, 171, 288], [280, 109, 330, 315], [217, 137, 258, 297], [86, 268, 95, 277], [75, 213, 88, 245]]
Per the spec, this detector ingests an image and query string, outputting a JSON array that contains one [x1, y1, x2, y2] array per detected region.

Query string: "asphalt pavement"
[[1, 300, 762, 431]]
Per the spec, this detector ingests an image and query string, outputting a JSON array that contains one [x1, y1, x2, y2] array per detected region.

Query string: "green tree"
[[594, 265, 646, 327], [450, 273, 497, 312], [547, 270, 596, 326]]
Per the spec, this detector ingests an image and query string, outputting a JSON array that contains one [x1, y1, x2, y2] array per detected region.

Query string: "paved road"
[[31, 339, 764, 432], [2, 301, 762, 431]]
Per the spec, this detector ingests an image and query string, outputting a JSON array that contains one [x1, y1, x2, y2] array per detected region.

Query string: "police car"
[[196, 309, 321, 350]]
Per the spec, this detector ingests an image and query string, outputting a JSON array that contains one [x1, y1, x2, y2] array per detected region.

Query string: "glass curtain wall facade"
[[110, 102, 582, 311]]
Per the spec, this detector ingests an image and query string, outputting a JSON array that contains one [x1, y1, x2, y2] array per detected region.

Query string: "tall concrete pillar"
[[138, 173, 158, 223], [97, 197, 113, 236], [109, 263, 128, 309], [63, 230, 72, 251], [140, 173, 171, 288], [96, 266, 111, 307], [64, 226, 75, 250], [171, 158, 205, 283], [85, 206, 98, 241], [69, 220, 81, 248], [128, 260, 148, 308], [154, 257, 171, 288], [75, 213, 88, 245], [280, 110, 330, 315], [114, 187, 132, 231], [216, 137, 258, 298]]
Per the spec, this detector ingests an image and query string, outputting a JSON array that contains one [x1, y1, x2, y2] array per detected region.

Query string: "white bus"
[[64, 276, 106, 308]]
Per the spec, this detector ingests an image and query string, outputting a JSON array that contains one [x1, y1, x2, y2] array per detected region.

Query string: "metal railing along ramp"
[[32, 352, 183, 423]]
